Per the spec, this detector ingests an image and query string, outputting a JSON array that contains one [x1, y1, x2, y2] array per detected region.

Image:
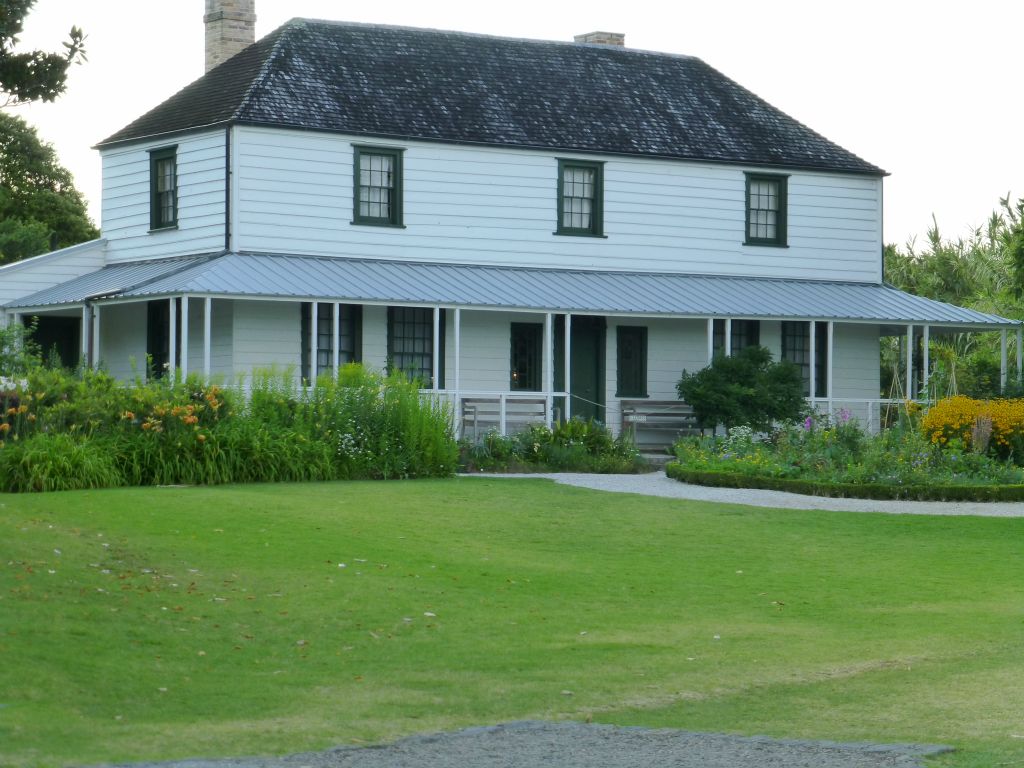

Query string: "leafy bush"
[[460, 418, 646, 473], [0, 363, 457, 491], [677, 346, 805, 431]]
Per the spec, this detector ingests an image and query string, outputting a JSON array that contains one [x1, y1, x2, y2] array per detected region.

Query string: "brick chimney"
[[204, 0, 257, 72], [574, 31, 625, 46]]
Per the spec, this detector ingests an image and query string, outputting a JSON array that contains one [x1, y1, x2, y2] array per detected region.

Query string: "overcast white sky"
[[9, 0, 1023, 248]]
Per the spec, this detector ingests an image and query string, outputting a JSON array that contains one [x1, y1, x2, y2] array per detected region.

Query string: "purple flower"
[[839, 408, 852, 424], [803, 416, 813, 431]]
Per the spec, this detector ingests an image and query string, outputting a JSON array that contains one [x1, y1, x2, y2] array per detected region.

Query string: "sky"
[[9, 0, 1024, 248]]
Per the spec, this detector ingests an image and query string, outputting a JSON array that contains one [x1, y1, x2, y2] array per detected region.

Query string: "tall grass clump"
[[0, 355, 457, 491]]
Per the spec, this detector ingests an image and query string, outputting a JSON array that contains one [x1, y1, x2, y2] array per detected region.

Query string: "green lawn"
[[1, 479, 1022, 767]]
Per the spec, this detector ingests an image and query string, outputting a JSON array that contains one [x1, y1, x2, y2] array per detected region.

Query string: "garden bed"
[[665, 462, 1024, 502], [667, 401, 1024, 502]]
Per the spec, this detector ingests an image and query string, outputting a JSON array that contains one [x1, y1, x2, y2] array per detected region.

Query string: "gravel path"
[[465, 471, 1024, 517], [105, 722, 952, 768]]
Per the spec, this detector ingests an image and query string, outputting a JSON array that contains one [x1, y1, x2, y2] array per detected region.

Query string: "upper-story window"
[[556, 159, 604, 237], [744, 173, 788, 246], [353, 145, 404, 227], [149, 146, 177, 230]]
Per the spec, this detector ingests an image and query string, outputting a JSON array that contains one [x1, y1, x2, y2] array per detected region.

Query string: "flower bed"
[[668, 404, 1024, 501], [0, 364, 458, 492]]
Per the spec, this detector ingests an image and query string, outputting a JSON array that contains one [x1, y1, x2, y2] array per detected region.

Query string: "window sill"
[[148, 225, 179, 234], [553, 231, 608, 239], [743, 240, 788, 248], [615, 392, 650, 399], [351, 220, 407, 229]]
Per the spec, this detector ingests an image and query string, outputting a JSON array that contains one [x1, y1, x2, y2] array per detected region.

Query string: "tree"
[[882, 196, 1024, 399], [0, 0, 86, 106], [0, 112, 98, 264], [677, 346, 805, 432]]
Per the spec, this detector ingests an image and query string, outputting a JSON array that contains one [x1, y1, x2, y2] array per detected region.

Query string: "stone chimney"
[[574, 31, 625, 46], [204, 0, 257, 72]]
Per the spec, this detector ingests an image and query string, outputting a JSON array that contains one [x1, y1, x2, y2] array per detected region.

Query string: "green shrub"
[[676, 346, 805, 431], [459, 418, 645, 473]]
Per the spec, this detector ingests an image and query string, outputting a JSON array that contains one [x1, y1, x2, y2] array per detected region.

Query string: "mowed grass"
[[1, 479, 1022, 767]]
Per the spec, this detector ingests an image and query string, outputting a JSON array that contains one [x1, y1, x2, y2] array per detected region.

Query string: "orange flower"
[[0, 423, 9, 434]]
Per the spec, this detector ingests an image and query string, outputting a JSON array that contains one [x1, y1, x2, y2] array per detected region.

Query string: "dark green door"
[[569, 315, 605, 423]]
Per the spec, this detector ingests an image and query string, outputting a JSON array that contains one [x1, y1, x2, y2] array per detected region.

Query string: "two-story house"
[[1, 2, 1018, 435]]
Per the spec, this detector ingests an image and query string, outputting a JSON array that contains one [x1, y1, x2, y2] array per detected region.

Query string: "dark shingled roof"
[[100, 20, 883, 175]]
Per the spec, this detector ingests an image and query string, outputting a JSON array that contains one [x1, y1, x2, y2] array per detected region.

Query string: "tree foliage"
[[677, 345, 805, 431], [0, 112, 98, 264], [0, 0, 86, 106], [883, 196, 1024, 398]]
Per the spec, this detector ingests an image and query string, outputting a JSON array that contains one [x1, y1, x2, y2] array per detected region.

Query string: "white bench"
[[620, 400, 701, 451]]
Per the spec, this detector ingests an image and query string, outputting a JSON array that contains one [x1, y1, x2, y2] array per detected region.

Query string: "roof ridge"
[[288, 17, 700, 61]]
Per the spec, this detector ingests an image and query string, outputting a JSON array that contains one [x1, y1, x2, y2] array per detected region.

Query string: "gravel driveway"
[[105, 721, 952, 768]]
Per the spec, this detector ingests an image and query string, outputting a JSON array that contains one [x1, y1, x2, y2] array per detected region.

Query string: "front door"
[[569, 315, 606, 422]]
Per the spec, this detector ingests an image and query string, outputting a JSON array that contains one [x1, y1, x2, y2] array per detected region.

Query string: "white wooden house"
[[1, 2, 1019, 437]]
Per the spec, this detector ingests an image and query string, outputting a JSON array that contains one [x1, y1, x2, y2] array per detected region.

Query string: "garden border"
[[665, 462, 1024, 502]]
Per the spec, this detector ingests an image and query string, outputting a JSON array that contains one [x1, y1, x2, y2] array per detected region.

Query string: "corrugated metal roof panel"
[[4, 255, 214, 309], [9, 253, 1018, 328]]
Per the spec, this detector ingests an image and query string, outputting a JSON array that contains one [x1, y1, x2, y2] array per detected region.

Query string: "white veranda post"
[[564, 313, 572, 421], [905, 324, 913, 399], [432, 307, 440, 392], [92, 306, 101, 370], [706, 318, 714, 364], [1001, 329, 1008, 393], [309, 300, 319, 381], [808, 320, 816, 405], [543, 313, 553, 427], [168, 298, 177, 373], [922, 325, 930, 399], [203, 297, 212, 380], [180, 296, 190, 379]]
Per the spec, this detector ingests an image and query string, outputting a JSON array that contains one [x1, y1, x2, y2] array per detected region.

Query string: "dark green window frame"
[[744, 172, 788, 247], [149, 146, 178, 231], [300, 303, 363, 381], [555, 158, 605, 237], [781, 320, 827, 398], [615, 325, 648, 397], [510, 323, 543, 391], [352, 145, 404, 227], [387, 307, 444, 388], [146, 298, 181, 378], [712, 319, 761, 356]]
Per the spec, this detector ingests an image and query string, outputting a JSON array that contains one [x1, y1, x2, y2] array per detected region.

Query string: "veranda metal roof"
[[5, 252, 1018, 328]]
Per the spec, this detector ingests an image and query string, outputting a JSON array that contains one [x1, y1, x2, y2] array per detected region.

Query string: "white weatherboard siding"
[[361, 306, 388, 372], [830, 323, 882, 425], [453, 310, 549, 392], [100, 303, 147, 381], [102, 131, 226, 263], [232, 300, 300, 378], [234, 126, 882, 283], [184, 299, 233, 379], [0, 240, 106, 309]]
